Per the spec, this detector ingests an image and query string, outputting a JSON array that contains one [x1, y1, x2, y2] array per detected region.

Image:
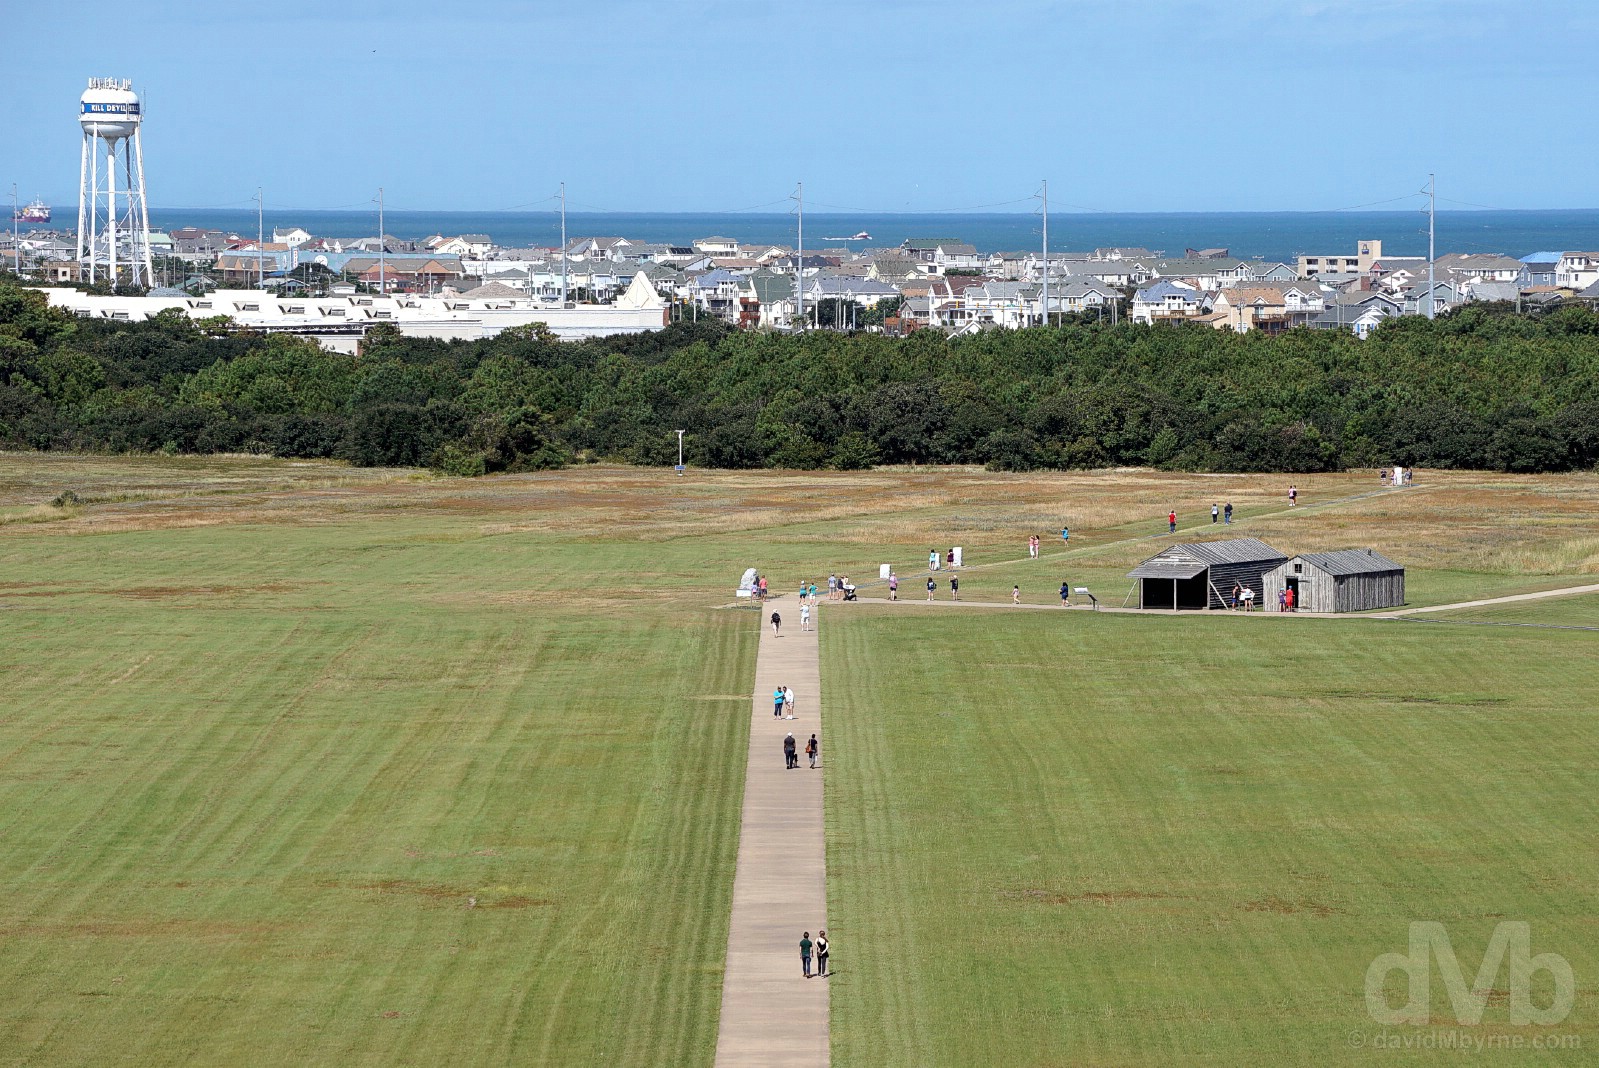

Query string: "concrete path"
[[715, 597, 828, 1067], [852, 582, 1599, 621], [1379, 583, 1599, 616]]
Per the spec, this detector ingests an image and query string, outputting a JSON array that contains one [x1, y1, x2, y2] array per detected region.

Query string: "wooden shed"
[[1127, 538, 1287, 610], [1261, 550, 1405, 613]]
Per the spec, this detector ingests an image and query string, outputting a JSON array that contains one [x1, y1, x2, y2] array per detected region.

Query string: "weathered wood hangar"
[[1126, 538, 1288, 610], [1261, 550, 1406, 613]]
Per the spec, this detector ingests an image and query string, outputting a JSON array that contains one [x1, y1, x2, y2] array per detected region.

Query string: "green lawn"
[[3, 457, 1598, 1065], [1420, 592, 1599, 628], [0, 518, 751, 1065], [822, 608, 1599, 1065]]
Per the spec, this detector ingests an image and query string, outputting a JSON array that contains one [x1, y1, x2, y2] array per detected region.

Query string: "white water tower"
[[76, 78, 153, 286]]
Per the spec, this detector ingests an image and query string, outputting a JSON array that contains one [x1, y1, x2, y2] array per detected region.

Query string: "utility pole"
[[255, 187, 264, 289], [1425, 173, 1436, 320], [793, 182, 804, 329], [10, 184, 17, 275], [676, 429, 685, 475], [377, 186, 386, 295], [560, 181, 569, 306], [1040, 179, 1049, 327]]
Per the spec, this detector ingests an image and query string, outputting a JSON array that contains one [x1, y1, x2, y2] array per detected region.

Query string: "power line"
[[1436, 195, 1517, 211], [804, 195, 1036, 213]]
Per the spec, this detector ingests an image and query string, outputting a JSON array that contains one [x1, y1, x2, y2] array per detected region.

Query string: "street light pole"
[[676, 429, 685, 475]]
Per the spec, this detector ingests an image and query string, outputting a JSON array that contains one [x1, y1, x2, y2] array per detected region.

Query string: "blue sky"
[[4, 0, 1595, 213]]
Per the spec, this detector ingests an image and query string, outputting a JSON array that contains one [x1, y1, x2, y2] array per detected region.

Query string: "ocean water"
[[60, 206, 1599, 262]]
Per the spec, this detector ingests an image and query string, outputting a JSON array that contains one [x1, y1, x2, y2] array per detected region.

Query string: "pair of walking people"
[[782, 732, 818, 769], [800, 930, 829, 978]]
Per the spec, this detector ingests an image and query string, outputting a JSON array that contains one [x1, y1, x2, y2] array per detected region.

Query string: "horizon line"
[[141, 205, 1599, 217]]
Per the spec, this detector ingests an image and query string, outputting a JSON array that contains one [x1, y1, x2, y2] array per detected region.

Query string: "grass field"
[[0, 462, 759, 1065], [822, 610, 1599, 1065], [1, 454, 1597, 1065]]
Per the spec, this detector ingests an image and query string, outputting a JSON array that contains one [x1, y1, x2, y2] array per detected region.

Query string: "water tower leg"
[[132, 130, 152, 286], [76, 134, 89, 270], [88, 139, 99, 283], [106, 142, 117, 284]]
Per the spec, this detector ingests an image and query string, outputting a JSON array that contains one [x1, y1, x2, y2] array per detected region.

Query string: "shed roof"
[[1128, 538, 1285, 579], [1297, 549, 1403, 575], [1128, 558, 1208, 580]]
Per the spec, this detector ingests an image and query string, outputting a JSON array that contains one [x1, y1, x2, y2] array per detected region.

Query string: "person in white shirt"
[[784, 686, 796, 719]]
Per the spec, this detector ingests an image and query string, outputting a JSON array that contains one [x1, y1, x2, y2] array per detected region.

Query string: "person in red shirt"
[[1167, 510, 1177, 534], [1286, 586, 1296, 612]]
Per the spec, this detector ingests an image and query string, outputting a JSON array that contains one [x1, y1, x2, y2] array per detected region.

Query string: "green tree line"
[[3, 280, 1598, 474]]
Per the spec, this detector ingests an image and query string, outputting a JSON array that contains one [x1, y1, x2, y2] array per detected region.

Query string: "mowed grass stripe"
[[0, 544, 752, 1065], [823, 609, 1599, 1065]]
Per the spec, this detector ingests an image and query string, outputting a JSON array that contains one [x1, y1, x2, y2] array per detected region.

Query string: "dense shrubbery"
[[3, 281, 1598, 473]]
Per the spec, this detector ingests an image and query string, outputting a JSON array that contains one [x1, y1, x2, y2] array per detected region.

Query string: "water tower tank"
[[80, 78, 141, 140]]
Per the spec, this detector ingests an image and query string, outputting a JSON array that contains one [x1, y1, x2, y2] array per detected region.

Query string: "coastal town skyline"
[[4, 2, 1598, 214]]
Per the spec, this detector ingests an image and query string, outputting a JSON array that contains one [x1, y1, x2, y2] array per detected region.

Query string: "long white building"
[[37, 271, 668, 353]]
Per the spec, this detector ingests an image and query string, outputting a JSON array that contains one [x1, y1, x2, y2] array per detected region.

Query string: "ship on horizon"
[[821, 230, 870, 241], [14, 199, 50, 224]]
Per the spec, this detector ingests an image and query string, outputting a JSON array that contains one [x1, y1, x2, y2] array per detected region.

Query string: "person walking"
[[1231, 583, 1241, 610], [1288, 485, 1298, 506], [1241, 585, 1254, 611], [828, 573, 838, 601], [1030, 534, 1040, 559], [949, 575, 959, 601], [1061, 526, 1069, 544], [770, 610, 781, 636], [926, 576, 936, 601], [784, 733, 797, 769], [1224, 501, 1233, 524], [758, 575, 768, 600], [1059, 581, 1071, 607], [815, 930, 829, 977], [889, 572, 899, 600], [1285, 586, 1296, 612], [1012, 585, 1021, 605], [784, 685, 796, 719], [1168, 510, 1177, 534], [1211, 503, 1219, 524], [1278, 588, 1287, 612], [800, 932, 814, 977], [774, 686, 786, 718], [800, 602, 811, 631], [806, 733, 818, 768], [928, 549, 938, 572]]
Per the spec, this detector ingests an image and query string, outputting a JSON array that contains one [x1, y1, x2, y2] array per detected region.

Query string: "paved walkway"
[[1379, 583, 1599, 616], [852, 581, 1599, 621], [715, 597, 828, 1067]]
